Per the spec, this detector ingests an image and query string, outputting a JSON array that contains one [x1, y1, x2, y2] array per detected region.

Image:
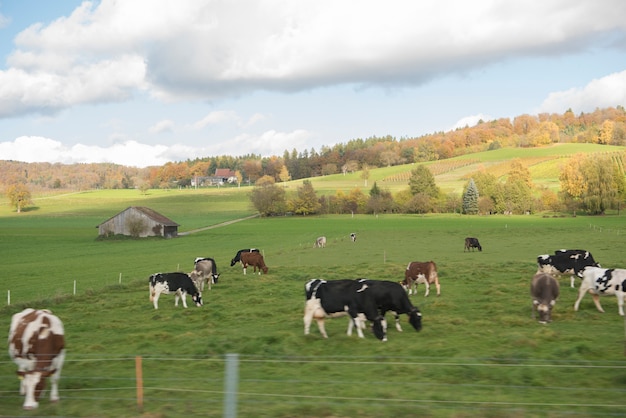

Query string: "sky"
[[0, 1, 625, 168]]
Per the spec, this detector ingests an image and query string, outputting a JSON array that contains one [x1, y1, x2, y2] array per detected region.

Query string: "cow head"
[[192, 293, 203, 307], [261, 266, 269, 274], [211, 273, 220, 284], [533, 299, 556, 324]]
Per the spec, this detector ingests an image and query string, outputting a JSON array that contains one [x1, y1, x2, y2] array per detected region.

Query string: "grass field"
[[2, 144, 626, 417]]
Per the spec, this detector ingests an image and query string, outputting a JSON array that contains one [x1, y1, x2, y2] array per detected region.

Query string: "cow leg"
[[570, 275, 575, 288], [315, 319, 329, 338], [573, 284, 590, 312], [393, 312, 402, 332], [49, 351, 64, 402], [591, 293, 604, 313], [435, 279, 441, 296], [22, 373, 41, 409], [423, 281, 430, 297], [618, 292, 625, 316], [181, 291, 188, 308], [152, 291, 160, 309]]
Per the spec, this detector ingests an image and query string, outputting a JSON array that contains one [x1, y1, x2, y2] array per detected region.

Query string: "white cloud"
[[0, 130, 312, 167], [191, 111, 240, 130], [2, 0, 625, 116], [149, 119, 175, 134], [449, 114, 493, 131], [537, 70, 626, 114]]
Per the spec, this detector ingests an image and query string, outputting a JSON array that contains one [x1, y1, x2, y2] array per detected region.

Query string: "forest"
[[2, 106, 626, 216]]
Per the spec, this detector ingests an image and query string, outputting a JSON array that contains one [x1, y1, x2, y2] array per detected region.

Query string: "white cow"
[[574, 267, 626, 316], [314, 236, 326, 248], [189, 257, 220, 291]]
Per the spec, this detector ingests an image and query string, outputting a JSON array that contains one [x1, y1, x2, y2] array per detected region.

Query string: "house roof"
[[97, 206, 179, 227], [215, 168, 236, 177]]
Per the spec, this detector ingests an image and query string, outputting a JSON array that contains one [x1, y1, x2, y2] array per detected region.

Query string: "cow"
[[240, 251, 268, 274], [230, 248, 260, 267], [530, 272, 560, 324], [464, 237, 482, 252], [537, 249, 600, 288], [148, 272, 203, 309], [314, 236, 327, 248], [574, 267, 626, 316], [304, 279, 386, 340], [401, 261, 441, 296], [8, 308, 65, 410], [350, 233, 357, 242], [189, 257, 220, 291], [356, 279, 422, 334]]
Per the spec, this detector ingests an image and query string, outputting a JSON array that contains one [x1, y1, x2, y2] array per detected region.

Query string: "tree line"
[[249, 152, 626, 216]]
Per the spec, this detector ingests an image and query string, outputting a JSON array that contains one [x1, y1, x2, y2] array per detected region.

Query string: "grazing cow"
[[401, 261, 441, 296], [8, 308, 65, 410], [314, 236, 327, 248], [304, 279, 386, 340], [530, 272, 560, 324], [189, 257, 220, 291], [350, 233, 357, 242], [149, 272, 203, 309], [574, 267, 626, 316], [240, 251, 268, 274], [357, 279, 422, 334], [537, 249, 600, 288], [464, 237, 482, 252], [230, 248, 260, 267]]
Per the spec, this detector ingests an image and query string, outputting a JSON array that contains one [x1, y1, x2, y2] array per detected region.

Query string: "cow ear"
[[533, 300, 539, 306], [550, 300, 556, 306]]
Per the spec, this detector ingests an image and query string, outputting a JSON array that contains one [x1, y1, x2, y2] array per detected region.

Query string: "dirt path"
[[178, 214, 259, 236]]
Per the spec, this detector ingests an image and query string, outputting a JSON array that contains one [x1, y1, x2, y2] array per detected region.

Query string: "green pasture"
[[1, 186, 626, 417]]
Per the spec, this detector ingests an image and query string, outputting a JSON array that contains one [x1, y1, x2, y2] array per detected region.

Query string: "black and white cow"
[[537, 249, 600, 288], [9, 308, 65, 410], [530, 272, 560, 324], [574, 267, 626, 316], [350, 233, 357, 242], [464, 237, 482, 252], [230, 248, 260, 267], [149, 272, 203, 309], [303, 279, 385, 340], [356, 279, 422, 333], [189, 257, 220, 291]]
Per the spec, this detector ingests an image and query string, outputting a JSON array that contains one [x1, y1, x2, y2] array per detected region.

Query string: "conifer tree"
[[463, 178, 479, 214]]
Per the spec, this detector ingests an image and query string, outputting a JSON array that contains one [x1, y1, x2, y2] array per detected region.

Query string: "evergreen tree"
[[463, 178, 479, 214]]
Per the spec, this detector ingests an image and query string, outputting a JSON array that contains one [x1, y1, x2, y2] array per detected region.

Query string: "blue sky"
[[0, 0, 625, 167]]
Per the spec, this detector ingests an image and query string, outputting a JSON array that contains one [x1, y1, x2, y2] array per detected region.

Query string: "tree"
[[504, 159, 534, 213], [408, 165, 439, 198], [249, 176, 286, 216], [288, 180, 321, 215], [361, 165, 370, 187], [462, 178, 479, 214], [6, 182, 33, 213]]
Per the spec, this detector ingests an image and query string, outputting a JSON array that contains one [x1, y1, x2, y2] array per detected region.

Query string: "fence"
[[2, 354, 626, 417]]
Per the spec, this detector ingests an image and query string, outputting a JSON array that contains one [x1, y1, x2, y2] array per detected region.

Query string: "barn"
[[97, 206, 179, 238]]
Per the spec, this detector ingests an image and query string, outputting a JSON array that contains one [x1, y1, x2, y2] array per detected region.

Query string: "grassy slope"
[[2, 144, 626, 417]]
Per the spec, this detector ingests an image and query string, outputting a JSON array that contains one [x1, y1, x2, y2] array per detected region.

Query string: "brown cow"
[[9, 308, 66, 410], [401, 261, 440, 296], [241, 251, 268, 274], [531, 272, 559, 323]]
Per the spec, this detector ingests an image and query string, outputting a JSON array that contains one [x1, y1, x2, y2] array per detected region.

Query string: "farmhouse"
[[97, 206, 179, 238]]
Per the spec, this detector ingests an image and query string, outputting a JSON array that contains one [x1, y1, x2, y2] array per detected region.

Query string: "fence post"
[[224, 353, 239, 418], [136, 356, 144, 411]]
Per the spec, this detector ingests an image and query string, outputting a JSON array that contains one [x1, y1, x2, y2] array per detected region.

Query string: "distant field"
[[2, 181, 626, 416]]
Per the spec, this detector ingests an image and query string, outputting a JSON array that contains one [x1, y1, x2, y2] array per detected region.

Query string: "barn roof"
[[97, 206, 179, 227], [215, 168, 236, 177]]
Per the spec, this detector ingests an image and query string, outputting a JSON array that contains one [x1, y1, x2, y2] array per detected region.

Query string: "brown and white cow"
[[189, 257, 220, 291], [241, 251, 268, 274], [401, 261, 440, 296], [8, 308, 66, 410], [531, 272, 560, 324], [574, 266, 626, 316]]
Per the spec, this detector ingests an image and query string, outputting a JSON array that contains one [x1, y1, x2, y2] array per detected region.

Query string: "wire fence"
[[2, 354, 626, 417]]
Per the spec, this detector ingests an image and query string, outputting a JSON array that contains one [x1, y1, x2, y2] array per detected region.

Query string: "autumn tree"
[[6, 182, 33, 213], [249, 176, 286, 216], [288, 180, 321, 215], [366, 182, 395, 214]]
